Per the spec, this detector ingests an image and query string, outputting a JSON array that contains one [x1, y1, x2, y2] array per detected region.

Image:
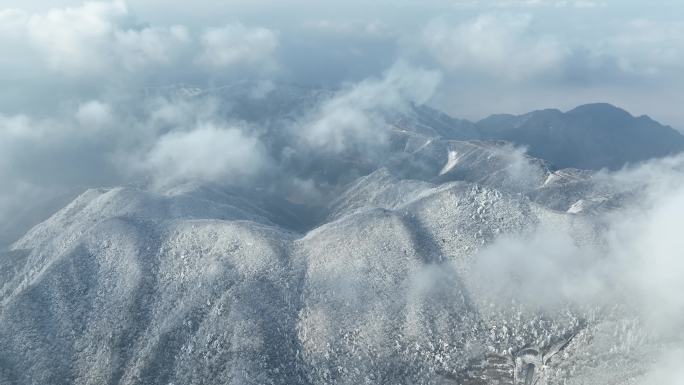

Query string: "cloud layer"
[[141, 122, 270, 187], [0, 1, 683, 382], [0, 0, 278, 82], [297, 63, 441, 154], [421, 14, 568, 81]]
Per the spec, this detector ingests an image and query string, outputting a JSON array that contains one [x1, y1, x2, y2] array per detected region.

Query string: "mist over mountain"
[[2, 1, 684, 384], [5, 80, 683, 251], [2, 80, 684, 384]]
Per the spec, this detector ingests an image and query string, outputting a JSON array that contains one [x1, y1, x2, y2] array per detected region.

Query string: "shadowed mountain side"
[[477, 103, 684, 170]]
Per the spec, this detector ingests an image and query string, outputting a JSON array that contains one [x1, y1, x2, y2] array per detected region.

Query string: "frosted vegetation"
[[2, 82, 684, 384]]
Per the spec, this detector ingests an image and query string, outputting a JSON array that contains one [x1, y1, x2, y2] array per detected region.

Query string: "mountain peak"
[[566, 103, 632, 119]]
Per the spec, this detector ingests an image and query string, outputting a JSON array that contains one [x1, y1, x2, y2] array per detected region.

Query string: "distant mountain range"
[[146, 83, 684, 172], [476, 103, 684, 170], [389, 102, 684, 171]]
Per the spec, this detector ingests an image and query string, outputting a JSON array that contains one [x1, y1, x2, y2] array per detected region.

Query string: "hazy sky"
[[0, 0, 683, 125]]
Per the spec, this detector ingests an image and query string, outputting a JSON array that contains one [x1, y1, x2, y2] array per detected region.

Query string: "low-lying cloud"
[[140, 122, 270, 188], [454, 153, 684, 380], [0, 55, 442, 248], [297, 62, 441, 155], [472, 154, 684, 315]]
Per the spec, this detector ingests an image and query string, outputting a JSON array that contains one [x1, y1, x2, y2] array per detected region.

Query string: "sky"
[[0, 0, 683, 124]]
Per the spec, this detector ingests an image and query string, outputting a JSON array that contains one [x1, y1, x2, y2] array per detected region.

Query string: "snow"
[[567, 199, 586, 214], [543, 172, 559, 186], [439, 150, 460, 175], [0, 88, 653, 385], [0, 160, 612, 385]]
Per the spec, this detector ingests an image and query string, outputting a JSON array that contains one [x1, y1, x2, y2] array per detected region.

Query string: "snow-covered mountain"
[[0, 170, 600, 385], [1, 85, 682, 384]]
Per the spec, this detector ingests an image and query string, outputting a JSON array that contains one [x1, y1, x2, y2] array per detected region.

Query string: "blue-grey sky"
[[1, 0, 683, 124]]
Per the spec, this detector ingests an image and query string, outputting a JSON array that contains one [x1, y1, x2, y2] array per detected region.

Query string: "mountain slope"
[[0, 153, 645, 385], [1, 85, 681, 384]]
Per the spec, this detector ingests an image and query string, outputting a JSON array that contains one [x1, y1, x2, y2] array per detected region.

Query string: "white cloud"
[[606, 19, 684, 75], [113, 24, 190, 71], [0, 1, 281, 79], [25, 0, 128, 72], [76, 100, 114, 129], [451, 153, 684, 380], [0, 9, 28, 34], [140, 122, 270, 187], [0, 1, 190, 75], [470, 153, 684, 327], [421, 14, 569, 81], [196, 23, 278, 69], [298, 62, 441, 154], [642, 349, 684, 385]]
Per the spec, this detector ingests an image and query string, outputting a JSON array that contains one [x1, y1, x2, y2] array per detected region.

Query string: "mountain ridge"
[[2, 162, 603, 384], [476, 102, 684, 170], [0, 85, 679, 384]]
